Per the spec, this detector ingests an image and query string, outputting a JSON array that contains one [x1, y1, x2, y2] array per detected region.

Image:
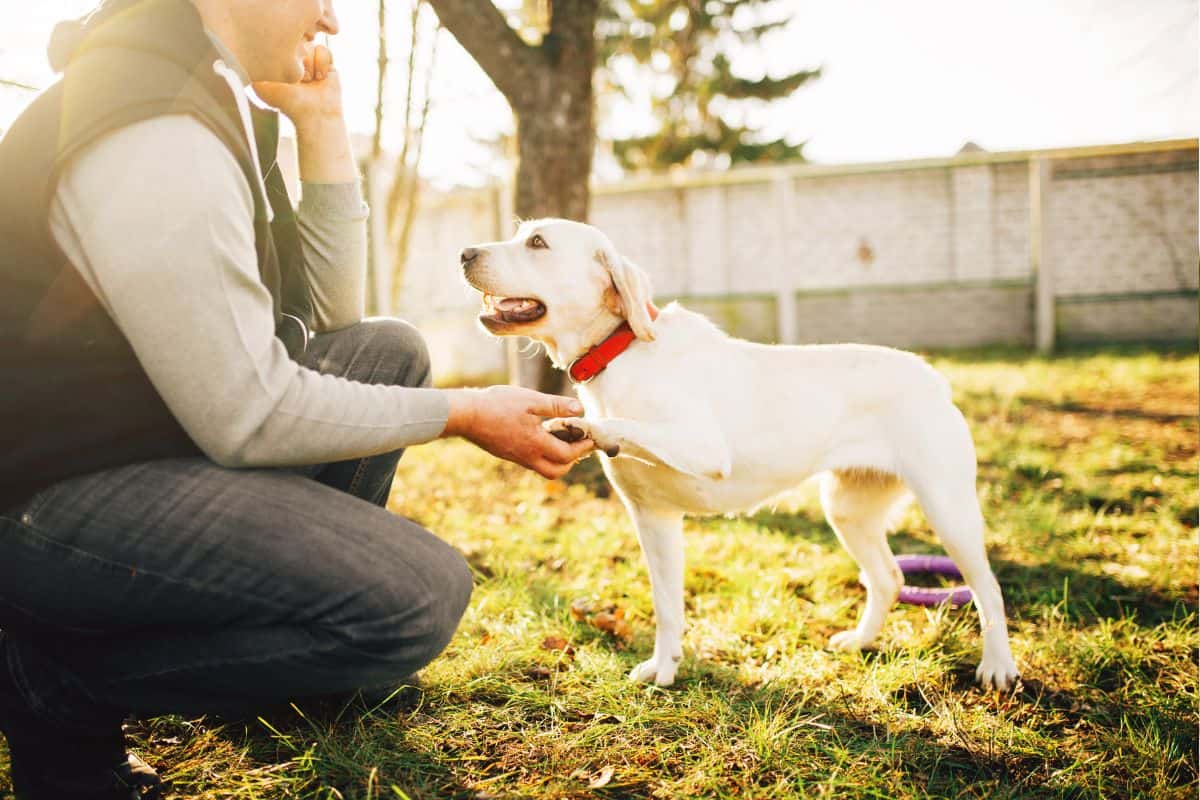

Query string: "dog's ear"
[[596, 247, 655, 341]]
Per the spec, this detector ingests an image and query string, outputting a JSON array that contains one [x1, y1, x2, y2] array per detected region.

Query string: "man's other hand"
[[443, 387, 596, 479]]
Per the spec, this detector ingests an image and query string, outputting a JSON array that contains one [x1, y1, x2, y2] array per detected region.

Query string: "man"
[[0, 1, 594, 797]]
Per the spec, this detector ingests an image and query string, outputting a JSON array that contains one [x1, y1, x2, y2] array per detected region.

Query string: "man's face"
[[224, 0, 339, 83]]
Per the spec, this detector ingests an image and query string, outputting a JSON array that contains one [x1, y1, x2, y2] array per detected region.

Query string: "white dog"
[[459, 219, 1020, 690]]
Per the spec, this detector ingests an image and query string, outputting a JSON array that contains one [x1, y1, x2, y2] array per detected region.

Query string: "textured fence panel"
[[396, 140, 1197, 383]]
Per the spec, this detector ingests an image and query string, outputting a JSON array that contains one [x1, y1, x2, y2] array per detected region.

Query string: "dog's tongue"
[[496, 298, 539, 315], [494, 297, 545, 322]]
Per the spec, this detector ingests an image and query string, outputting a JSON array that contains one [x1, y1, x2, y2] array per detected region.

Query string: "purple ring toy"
[[891, 554, 972, 607]]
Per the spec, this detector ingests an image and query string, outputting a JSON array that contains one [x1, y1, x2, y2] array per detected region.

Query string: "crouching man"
[[0, 1, 593, 797]]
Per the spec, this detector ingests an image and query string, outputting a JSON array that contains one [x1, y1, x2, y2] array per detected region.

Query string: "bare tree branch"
[[0, 77, 38, 91], [390, 23, 441, 312], [371, 0, 388, 159], [424, 0, 538, 104]]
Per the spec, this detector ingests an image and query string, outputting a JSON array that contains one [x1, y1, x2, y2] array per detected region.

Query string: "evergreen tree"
[[598, 0, 819, 170]]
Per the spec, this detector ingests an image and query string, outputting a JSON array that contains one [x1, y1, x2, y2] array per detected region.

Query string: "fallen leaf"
[[570, 598, 633, 642], [590, 611, 632, 641], [570, 597, 592, 621], [540, 636, 575, 657], [588, 765, 615, 788], [525, 665, 553, 681], [577, 712, 625, 725]]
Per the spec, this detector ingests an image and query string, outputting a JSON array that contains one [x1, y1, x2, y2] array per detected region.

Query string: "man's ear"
[[595, 247, 655, 341]]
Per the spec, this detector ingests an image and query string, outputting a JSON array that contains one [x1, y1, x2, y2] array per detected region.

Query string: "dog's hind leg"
[[819, 470, 910, 652], [897, 405, 1019, 690], [626, 506, 686, 687]]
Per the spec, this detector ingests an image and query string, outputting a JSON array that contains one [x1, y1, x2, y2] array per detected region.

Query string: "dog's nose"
[[460, 247, 480, 266]]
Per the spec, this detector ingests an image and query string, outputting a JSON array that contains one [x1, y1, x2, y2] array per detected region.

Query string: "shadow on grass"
[[127, 691, 478, 800], [921, 340, 1199, 365], [708, 503, 1194, 627], [700, 657, 1195, 798], [539, 483, 1193, 632], [1018, 396, 1197, 424], [675, 660, 1092, 798]]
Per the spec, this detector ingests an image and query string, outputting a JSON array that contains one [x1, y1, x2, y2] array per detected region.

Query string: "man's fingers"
[[312, 44, 333, 79], [300, 43, 332, 81], [566, 439, 596, 460], [542, 432, 594, 464], [541, 434, 577, 464], [528, 392, 583, 419], [534, 459, 570, 480]]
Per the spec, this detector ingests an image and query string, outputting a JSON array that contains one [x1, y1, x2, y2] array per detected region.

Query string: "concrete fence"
[[385, 138, 1198, 384]]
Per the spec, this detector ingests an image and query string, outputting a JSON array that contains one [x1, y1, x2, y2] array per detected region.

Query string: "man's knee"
[[408, 542, 474, 657], [332, 532, 473, 683], [360, 317, 432, 389], [425, 547, 474, 656]]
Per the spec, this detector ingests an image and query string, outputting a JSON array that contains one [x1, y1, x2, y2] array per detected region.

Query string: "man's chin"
[[249, 64, 304, 86], [283, 58, 306, 83], [260, 54, 306, 85]]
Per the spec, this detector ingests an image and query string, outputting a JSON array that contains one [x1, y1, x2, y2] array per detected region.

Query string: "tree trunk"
[[363, 0, 390, 317], [511, 2, 596, 393], [511, 5, 595, 222], [425, 0, 598, 393]]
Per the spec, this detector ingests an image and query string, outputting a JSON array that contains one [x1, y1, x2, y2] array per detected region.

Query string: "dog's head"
[[459, 218, 655, 357]]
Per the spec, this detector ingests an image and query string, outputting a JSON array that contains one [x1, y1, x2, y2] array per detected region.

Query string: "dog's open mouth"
[[480, 293, 547, 325]]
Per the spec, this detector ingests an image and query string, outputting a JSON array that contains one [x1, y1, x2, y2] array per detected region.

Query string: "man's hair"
[[48, 0, 145, 72]]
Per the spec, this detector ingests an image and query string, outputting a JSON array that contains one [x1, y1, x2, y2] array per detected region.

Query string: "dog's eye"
[[527, 234, 548, 250]]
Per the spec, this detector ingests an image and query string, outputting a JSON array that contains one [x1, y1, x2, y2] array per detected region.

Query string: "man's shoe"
[[0, 631, 163, 799], [9, 752, 163, 800]]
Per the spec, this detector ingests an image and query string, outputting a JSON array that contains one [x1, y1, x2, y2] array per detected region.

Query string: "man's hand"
[[252, 42, 342, 125], [251, 41, 356, 185], [443, 387, 596, 480]]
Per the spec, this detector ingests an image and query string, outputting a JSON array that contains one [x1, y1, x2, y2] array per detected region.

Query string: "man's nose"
[[460, 247, 480, 267], [319, 2, 340, 36]]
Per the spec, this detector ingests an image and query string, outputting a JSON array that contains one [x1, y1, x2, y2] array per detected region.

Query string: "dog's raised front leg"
[[545, 416, 731, 480], [626, 506, 686, 687]]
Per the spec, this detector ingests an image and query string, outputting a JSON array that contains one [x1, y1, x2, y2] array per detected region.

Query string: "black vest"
[[0, 0, 312, 513]]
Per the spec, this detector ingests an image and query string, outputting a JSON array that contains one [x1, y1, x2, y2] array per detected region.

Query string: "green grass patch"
[[2, 346, 1195, 799]]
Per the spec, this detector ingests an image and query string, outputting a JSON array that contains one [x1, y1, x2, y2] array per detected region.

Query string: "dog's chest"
[[603, 456, 802, 515]]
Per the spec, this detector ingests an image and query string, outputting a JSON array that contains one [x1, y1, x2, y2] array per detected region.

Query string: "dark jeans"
[[0, 318, 472, 731]]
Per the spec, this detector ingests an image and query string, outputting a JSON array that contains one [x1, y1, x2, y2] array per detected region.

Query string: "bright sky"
[[1, 0, 1196, 187]]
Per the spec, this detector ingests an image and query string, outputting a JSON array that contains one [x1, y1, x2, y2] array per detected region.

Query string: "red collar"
[[568, 303, 659, 384]]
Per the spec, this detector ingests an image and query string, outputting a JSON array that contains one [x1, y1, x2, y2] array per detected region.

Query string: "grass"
[[2, 344, 1197, 799]]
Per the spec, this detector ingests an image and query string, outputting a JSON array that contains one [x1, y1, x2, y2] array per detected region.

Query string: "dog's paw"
[[828, 629, 875, 652], [544, 417, 620, 458], [545, 417, 588, 443], [975, 654, 1020, 691], [628, 655, 678, 686]]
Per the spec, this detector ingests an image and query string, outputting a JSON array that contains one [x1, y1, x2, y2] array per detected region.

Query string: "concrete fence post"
[[773, 176, 798, 344], [1029, 157, 1055, 354]]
